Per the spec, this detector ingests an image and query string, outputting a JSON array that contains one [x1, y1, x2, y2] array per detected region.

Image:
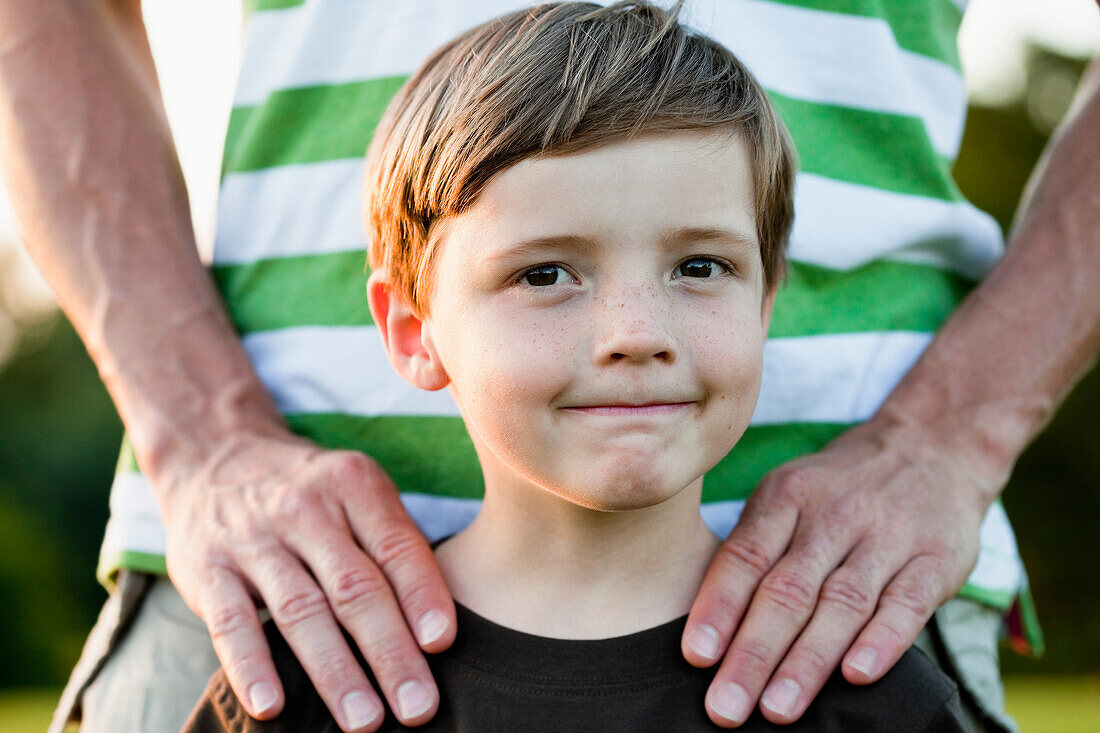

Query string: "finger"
[[246, 548, 386, 733], [756, 542, 894, 723], [682, 497, 797, 670], [349, 490, 457, 655], [842, 554, 948, 685], [297, 521, 440, 727], [703, 527, 852, 728], [198, 565, 285, 721]]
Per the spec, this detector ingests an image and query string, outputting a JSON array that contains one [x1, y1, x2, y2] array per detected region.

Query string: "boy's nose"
[[591, 290, 677, 365]]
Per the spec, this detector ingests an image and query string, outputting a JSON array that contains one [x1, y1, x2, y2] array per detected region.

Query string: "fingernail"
[[416, 609, 449, 646], [396, 680, 433, 720], [248, 682, 277, 715], [709, 682, 751, 724], [685, 624, 722, 660], [762, 678, 801, 718], [341, 691, 381, 729], [848, 646, 878, 677]]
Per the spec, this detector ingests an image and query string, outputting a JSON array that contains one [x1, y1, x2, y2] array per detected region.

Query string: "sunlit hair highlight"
[[365, 0, 797, 313]]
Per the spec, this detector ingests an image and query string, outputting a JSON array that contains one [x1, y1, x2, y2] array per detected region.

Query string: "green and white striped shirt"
[[101, 0, 1038, 646]]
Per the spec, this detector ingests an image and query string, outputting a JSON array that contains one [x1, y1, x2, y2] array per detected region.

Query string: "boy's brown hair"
[[365, 0, 797, 314]]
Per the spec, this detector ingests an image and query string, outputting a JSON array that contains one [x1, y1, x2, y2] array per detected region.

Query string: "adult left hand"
[[681, 50, 1100, 728], [681, 412, 1006, 727]]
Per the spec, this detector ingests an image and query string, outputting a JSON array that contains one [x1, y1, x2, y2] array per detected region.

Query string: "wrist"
[[867, 390, 1039, 508], [87, 294, 293, 489], [129, 375, 292, 490]]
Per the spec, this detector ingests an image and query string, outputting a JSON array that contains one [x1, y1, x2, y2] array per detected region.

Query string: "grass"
[[1003, 676, 1100, 733], [2, 676, 1098, 732], [0, 688, 61, 732]]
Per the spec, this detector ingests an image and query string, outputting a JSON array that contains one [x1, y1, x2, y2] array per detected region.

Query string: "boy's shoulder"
[[182, 613, 966, 733]]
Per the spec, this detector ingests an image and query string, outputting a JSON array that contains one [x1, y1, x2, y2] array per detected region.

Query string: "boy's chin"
[[549, 473, 700, 513]]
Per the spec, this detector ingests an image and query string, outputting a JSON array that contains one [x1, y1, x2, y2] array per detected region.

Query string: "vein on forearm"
[[879, 57, 1100, 480], [0, 0, 283, 482]]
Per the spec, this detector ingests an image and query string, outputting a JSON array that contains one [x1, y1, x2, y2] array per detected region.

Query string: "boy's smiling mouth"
[[561, 401, 699, 417]]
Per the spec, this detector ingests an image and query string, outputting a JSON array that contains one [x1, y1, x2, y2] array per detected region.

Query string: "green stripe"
[[286, 414, 486, 499], [770, 260, 973, 337], [1013, 582, 1046, 656], [703, 423, 849, 501], [957, 583, 1013, 612], [224, 76, 958, 201], [245, 0, 307, 15], [116, 434, 138, 474], [110, 420, 895, 503], [213, 251, 373, 333], [97, 550, 168, 588], [765, 0, 962, 70], [213, 255, 972, 337], [770, 92, 960, 201], [223, 77, 407, 177], [281, 414, 851, 504]]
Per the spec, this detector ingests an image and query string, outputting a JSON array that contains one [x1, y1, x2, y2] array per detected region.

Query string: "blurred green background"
[[0, 28, 1097, 733]]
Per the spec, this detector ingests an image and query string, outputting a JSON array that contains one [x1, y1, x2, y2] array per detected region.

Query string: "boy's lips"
[[561, 401, 698, 416]]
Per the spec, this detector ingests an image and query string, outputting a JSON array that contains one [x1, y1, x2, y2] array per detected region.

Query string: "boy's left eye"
[[674, 258, 726, 278]]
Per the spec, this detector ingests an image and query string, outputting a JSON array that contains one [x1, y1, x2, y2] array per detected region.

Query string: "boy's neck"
[[435, 474, 720, 639]]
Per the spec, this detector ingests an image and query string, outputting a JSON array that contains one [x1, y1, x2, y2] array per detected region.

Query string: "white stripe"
[[689, 0, 967, 158], [790, 173, 1004, 279], [401, 493, 481, 541], [237, 0, 528, 105], [968, 502, 1022, 594], [100, 472, 167, 558], [214, 159, 365, 265], [701, 500, 746, 540], [755, 332, 933, 425], [100, 514, 167, 558], [239, 326, 932, 426], [213, 164, 1001, 276], [243, 325, 460, 416], [108, 470, 162, 519], [100, 477, 1020, 594], [236, 0, 966, 156]]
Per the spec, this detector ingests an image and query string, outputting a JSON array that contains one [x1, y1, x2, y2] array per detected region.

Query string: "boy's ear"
[[367, 270, 450, 391]]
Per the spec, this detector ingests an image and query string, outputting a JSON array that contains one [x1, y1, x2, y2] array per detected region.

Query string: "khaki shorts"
[[49, 572, 219, 733], [51, 572, 1017, 733]]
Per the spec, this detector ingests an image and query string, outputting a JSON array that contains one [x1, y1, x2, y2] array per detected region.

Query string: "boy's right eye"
[[520, 265, 572, 287]]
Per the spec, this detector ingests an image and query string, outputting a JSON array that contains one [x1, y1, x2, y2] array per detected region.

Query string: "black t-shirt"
[[183, 602, 965, 732]]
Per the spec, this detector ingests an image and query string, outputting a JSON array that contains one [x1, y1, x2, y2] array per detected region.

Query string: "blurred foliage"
[[0, 316, 120, 685], [0, 44, 1096, 689]]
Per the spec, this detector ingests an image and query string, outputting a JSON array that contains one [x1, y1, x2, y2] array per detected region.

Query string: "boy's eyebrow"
[[487, 234, 595, 263], [661, 226, 759, 251], [489, 226, 758, 263]]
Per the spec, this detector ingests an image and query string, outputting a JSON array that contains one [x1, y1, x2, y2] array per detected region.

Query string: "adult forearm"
[[0, 0, 285, 483], [873, 56, 1100, 493], [2, 10, 455, 726]]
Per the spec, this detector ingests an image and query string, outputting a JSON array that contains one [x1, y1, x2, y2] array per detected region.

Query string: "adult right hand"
[[0, 2, 454, 731], [159, 430, 456, 732]]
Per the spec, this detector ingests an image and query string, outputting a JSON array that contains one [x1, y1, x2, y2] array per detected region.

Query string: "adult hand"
[[159, 430, 455, 733], [682, 413, 1004, 727]]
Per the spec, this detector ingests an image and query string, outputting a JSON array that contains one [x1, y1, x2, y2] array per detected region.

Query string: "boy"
[[185, 3, 965, 731]]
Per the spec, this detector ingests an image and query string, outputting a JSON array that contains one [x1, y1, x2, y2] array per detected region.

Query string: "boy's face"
[[376, 131, 772, 511]]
